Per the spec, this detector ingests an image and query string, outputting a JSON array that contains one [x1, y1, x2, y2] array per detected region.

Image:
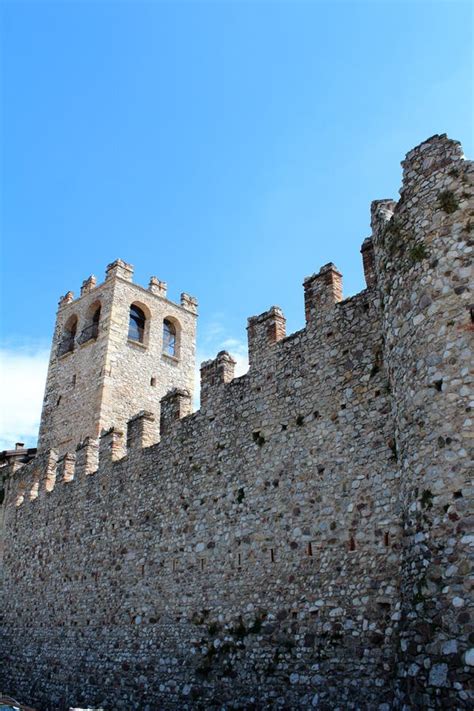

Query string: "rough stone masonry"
[[0, 134, 472, 710]]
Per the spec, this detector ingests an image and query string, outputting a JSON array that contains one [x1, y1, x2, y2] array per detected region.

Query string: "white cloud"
[[0, 345, 50, 450], [201, 316, 226, 342]]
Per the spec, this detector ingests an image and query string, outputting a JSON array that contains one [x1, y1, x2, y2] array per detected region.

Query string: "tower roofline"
[[57, 259, 198, 316]]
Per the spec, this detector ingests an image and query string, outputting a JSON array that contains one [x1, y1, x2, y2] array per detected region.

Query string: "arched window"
[[58, 316, 77, 356], [80, 303, 101, 343], [128, 304, 146, 343], [92, 305, 101, 328], [163, 318, 177, 357]]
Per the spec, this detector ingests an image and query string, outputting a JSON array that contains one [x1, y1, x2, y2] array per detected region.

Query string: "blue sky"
[[0, 0, 472, 448]]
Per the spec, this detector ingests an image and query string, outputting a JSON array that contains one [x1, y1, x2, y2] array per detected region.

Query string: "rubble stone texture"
[[0, 134, 472, 710]]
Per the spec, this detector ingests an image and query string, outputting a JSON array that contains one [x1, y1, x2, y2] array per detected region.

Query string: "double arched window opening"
[[127, 304, 180, 358], [58, 304, 182, 358]]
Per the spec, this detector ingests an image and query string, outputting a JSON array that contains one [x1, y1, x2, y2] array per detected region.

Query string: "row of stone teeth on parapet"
[[58, 258, 198, 312], [242, 251, 374, 370], [13, 397, 201, 506], [201, 134, 463, 378], [64, 402, 193, 472], [199, 244, 380, 396]]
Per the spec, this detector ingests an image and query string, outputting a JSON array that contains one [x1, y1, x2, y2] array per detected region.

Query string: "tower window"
[[163, 319, 177, 357], [128, 304, 146, 343], [80, 303, 101, 343], [92, 306, 100, 334], [58, 315, 77, 356]]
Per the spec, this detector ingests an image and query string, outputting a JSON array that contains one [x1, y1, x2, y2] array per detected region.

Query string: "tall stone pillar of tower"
[[371, 135, 473, 707]]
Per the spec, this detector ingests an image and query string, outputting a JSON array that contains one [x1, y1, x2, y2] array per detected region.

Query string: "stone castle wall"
[[0, 135, 472, 710]]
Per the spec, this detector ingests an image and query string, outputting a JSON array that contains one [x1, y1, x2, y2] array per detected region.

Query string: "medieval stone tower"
[[37, 259, 197, 456]]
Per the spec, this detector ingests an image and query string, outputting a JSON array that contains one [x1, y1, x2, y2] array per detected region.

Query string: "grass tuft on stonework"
[[409, 242, 429, 263], [438, 190, 459, 214]]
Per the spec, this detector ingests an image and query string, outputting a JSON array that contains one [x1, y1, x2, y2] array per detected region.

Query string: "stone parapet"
[[247, 306, 286, 366], [303, 263, 343, 326]]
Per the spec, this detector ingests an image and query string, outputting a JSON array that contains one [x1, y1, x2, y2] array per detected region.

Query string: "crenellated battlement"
[[8, 253, 388, 515], [1, 134, 473, 711], [400, 133, 464, 191], [303, 262, 344, 326], [57, 258, 198, 315]]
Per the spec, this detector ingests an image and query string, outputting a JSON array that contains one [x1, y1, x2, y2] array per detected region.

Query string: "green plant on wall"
[[438, 190, 459, 214], [409, 242, 429, 263]]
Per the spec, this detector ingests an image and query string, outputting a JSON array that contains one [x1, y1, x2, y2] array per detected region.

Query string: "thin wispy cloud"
[[201, 316, 227, 343], [0, 344, 49, 450]]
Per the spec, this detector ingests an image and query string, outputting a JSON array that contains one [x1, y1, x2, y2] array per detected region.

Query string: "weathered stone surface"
[[0, 134, 472, 710]]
